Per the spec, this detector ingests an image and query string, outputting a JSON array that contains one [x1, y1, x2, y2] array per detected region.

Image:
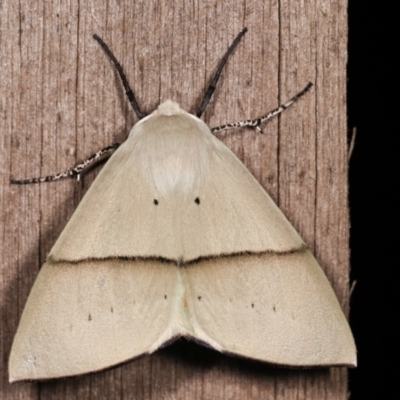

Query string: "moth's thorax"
[[127, 100, 215, 195]]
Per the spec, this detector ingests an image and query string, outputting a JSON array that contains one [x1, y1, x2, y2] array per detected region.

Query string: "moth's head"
[[152, 100, 184, 117], [133, 99, 206, 132]]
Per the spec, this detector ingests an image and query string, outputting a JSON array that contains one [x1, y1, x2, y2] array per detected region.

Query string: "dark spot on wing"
[[251, 303, 254, 308], [198, 296, 202, 301], [195, 197, 200, 205], [154, 199, 159, 205], [88, 313, 92, 321], [273, 305, 276, 312], [111, 306, 114, 313], [164, 295, 167, 299]]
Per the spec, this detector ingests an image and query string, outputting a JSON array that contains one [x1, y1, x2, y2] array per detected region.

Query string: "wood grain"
[[0, 0, 350, 399]]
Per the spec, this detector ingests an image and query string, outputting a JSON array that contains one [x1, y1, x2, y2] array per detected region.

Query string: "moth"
[[9, 28, 356, 382]]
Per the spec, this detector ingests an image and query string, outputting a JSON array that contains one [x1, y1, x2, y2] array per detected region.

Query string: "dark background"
[[348, 1, 398, 399]]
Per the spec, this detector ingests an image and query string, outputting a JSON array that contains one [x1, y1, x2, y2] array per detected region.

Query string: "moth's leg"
[[11, 143, 120, 184], [211, 82, 313, 134]]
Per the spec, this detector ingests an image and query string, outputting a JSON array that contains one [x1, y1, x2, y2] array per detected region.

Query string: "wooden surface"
[[0, 1, 350, 399]]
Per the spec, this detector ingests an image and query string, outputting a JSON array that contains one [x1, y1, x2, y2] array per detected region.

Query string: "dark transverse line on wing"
[[47, 244, 308, 267]]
